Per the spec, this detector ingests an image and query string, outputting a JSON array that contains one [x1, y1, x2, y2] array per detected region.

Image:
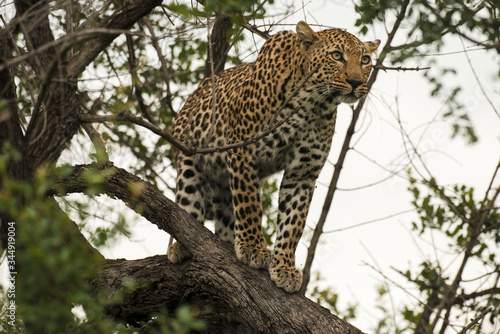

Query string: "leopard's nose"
[[347, 79, 362, 90]]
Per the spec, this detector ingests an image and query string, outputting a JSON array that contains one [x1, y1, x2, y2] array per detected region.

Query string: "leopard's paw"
[[235, 240, 271, 269], [269, 263, 302, 293], [167, 242, 192, 263]]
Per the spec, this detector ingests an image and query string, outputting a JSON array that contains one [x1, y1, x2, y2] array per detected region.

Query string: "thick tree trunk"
[[99, 255, 362, 333], [58, 163, 364, 333], [204, 13, 232, 78]]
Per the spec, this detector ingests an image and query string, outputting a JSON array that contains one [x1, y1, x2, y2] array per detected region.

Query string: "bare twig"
[[374, 64, 430, 71], [477, 159, 500, 229], [142, 17, 176, 117], [458, 31, 500, 120], [126, 34, 156, 123], [336, 147, 411, 191], [242, 22, 271, 40], [363, 262, 430, 310], [456, 287, 500, 303], [457, 307, 492, 334], [456, 31, 500, 51], [205, 15, 218, 146], [159, 4, 175, 26], [323, 208, 415, 233], [0, 28, 146, 73], [299, 0, 412, 296], [360, 244, 399, 330], [394, 102, 471, 226], [79, 111, 191, 155]]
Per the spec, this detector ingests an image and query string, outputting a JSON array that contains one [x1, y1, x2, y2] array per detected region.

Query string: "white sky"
[[1, 0, 499, 332]]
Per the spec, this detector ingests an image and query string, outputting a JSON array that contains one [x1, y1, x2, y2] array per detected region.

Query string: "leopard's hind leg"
[[212, 184, 236, 244], [167, 153, 206, 263]]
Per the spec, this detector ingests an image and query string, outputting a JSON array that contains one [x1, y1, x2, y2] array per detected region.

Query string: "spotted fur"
[[167, 21, 380, 293]]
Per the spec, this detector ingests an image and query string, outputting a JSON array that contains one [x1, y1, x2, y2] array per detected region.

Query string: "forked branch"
[[53, 163, 364, 333]]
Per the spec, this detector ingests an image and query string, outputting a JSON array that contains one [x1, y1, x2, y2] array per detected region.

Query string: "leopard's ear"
[[364, 39, 381, 53], [296, 21, 318, 50]]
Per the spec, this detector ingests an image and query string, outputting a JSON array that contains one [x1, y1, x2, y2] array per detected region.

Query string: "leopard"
[[167, 21, 380, 293]]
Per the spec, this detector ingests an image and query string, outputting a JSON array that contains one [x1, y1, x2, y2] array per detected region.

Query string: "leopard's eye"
[[331, 51, 343, 61], [361, 55, 371, 64]]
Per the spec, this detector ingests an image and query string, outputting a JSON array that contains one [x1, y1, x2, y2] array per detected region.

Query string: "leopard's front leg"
[[228, 148, 271, 269], [270, 175, 316, 293]]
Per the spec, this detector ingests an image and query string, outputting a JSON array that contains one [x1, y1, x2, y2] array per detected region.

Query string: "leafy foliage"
[[150, 305, 208, 334], [384, 173, 500, 332], [309, 272, 357, 322]]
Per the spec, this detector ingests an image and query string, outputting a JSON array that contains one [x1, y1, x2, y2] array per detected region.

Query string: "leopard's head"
[[296, 21, 380, 105]]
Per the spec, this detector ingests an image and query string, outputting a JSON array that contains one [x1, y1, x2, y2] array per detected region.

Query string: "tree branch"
[[54, 163, 365, 333], [455, 287, 500, 304], [67, 0, 162, 79], [0, 24, 24, 250], [204, 13, 232, 78], [457, 307, 492, 334], [79, 68, 317, 157], [142, 17, 176, 117], [14, 0, 56, 77], [0, 24, 23, 149], [0, 29, 143, 73], [79, 112, 192, 155], [195, 0, 271, 40], [374, 64, 430, 71]]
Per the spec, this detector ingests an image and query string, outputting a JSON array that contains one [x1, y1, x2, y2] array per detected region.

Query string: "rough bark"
[[204, 13, 232, 78], [99, 255, 362, 333], [0, 25, 24, 250], [56, 163, 365, 333]]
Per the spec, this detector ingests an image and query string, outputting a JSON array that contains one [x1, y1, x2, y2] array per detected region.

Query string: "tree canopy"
[[0, 0, 499, 333]]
